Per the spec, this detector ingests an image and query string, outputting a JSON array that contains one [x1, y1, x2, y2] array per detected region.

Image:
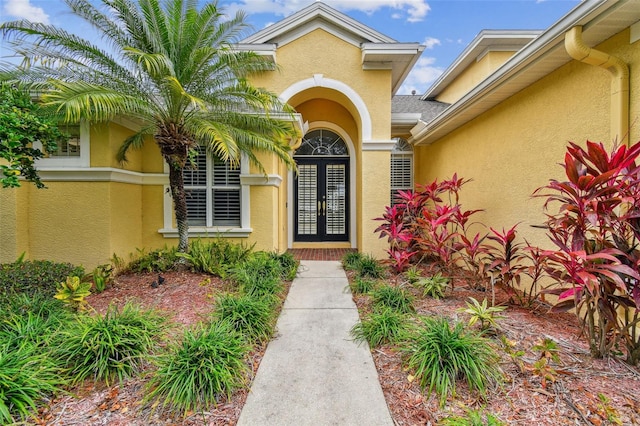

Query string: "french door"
[[294, 158, 349, 242]]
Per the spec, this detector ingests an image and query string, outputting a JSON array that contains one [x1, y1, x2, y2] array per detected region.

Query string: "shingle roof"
[[392, 95, 449, 123]]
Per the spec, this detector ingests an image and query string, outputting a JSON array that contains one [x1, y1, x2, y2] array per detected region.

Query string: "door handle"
[[322, 201, 326, 216], [318, 201, 321, 216]]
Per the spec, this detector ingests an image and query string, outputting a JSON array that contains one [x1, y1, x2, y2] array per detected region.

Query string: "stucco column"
[[359, 141, 394, 258]]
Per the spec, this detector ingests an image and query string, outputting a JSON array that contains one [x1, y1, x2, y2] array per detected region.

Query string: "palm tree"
[[0, 0, 297, 253]]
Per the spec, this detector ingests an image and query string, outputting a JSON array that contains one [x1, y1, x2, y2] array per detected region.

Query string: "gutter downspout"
[[565, 26, 629, 144]]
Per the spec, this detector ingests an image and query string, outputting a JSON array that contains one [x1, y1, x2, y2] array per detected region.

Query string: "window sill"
[[158, 227, 252, 238]]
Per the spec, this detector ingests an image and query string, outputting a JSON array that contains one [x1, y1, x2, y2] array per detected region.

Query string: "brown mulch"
[[35, 271, 288, 426], [349, 265, 640, 426], [34, 265, 640, 425]]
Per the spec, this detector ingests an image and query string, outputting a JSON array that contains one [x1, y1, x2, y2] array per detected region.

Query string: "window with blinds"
[[49, 125, 81, 157], [184, 146, 241, 227], [390, 138, 413, 205]]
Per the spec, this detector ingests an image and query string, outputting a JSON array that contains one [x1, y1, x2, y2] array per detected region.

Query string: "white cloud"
[[3, 0, 50, 24], [398, 56, 443, 95], [227, 0, 430, 22], [423, 36, 440, 49]]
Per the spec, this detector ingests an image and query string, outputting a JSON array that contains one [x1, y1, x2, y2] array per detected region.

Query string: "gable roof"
[[411, 0, 640, 145], [238, 2, 424, 95]]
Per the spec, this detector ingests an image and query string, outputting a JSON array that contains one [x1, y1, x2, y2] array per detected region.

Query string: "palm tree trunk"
[[168, 162, 189, 253]]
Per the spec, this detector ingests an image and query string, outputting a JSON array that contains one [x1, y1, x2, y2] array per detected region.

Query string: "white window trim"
[[35, 121, 91, 168], [159, 154, 252, 238]]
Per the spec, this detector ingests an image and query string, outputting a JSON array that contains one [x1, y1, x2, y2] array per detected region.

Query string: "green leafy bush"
[[350, 308, 410, 348], [268, 251, 299, 281], [232, 253, 284, 297], [213, 293, 276, 343], [415, 273, 449, 299], [0, 341, 65, 424], [145, 320, 249, 415], [350, 276, 377, 294], [403, 316, 502, 407], [371, 285, 414, 313], [459, 298, 506, 331], [55, 303, 166, 385], [342, 251, 364, 271], [54, 276, 92, 311], [354, 254, 384, 279], [126, 246, 179, 273], [177, 238, 254, 277], [0, 259, 84, 300], [404, 265, 422, 284]]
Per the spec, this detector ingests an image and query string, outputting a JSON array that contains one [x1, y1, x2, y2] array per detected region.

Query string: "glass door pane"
[[325, 164, 346, 235], [297, 164, 318, 235]]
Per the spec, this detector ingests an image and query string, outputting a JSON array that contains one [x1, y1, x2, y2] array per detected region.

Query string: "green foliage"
[[0, 81, 64, 188], [268, 251, 299, 281], [415, 273, 449, 299], [92, 264, 113, 293], [342, 251, 364, 271], [177, 238, 254, 277], [145, 321, 249, 415], [127, 246, 179, 273], [371, 285, 414, 313], [350, 276, 378, 294], [213, 293, 276, 343], [0, 258, 84, 301], [232, 253, 284, 298], [440, 408, 506, 426], [355, 254, 385, 279], [404, 265, 422, 284], [597, 393, 623, 425], [54, 276, 92, 310], [55, 303, 166, 385], [350, 308, 411, 348], [459, 298, 506, 331], [403, 316, 502, 407], [0, 341, 65, 424]]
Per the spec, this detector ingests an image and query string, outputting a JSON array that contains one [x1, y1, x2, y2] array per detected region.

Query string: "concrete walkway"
[[237, 261, 393, 426]]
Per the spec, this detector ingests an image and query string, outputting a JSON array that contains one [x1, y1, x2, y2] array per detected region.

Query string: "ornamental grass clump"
[[371, 284, 414, 313], [145, 320, 249, 415], [403, 316, 502, 407], [0, 341, 65, 424], [350, 276, 378, 294], [55, 303, 166, 385], [212, 293, 276, 343], [415, 273, 449, 299], [231, 253, 284, 297], [350, 308, 411, 348]]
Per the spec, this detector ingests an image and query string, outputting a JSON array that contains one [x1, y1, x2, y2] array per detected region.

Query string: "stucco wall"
[[415, 28, 639, 250]]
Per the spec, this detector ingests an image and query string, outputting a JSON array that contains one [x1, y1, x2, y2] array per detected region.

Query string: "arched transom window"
[[390, 137, 413, 205], [295, 129, 348, 157]]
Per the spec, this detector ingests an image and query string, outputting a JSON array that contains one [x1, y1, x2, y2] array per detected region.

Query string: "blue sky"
[[1, 0, 580, 94]]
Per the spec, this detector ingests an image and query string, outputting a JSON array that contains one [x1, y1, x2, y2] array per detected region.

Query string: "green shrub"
[[55, 303, 166, 385], [355, 254, 384, 279], [440, 408, 506, 426], [459, 298, 506, 331], [177, 238, 254, 277], [145, 320, 249, 415], [350, 276, 377, 294], [342, 251, 364, 271], [350, 308, 410, 348], [54, 275, 92, 311], [232, 253, 284, 297], [404, 265, 422, 284], [268, 251, 299, 281], [0, 341, 65, 424], [415, 273, 449, 299], [371, 285, 414, 313], [92, 264, 113, 293], [0, 259, 84, 300], [213, 293, 276, 343], [403, 316, 502, 407], [127, 246, 179, 273]]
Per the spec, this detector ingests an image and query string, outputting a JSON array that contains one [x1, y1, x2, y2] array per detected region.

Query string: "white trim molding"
[[279, 74, 372, 141], [362, 140, 396, 151], [37, 167, 168, 185], [158, 227, 253, 239], [240, 174, 283, 187], [35, 121, 90, 168]]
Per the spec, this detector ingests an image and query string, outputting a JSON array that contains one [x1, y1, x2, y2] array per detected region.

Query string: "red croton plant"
[[535, 140, 640, 364], [375, 140, 640, 365]]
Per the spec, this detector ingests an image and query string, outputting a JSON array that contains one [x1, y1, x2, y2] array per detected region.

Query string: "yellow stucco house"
[[1, 1, 639, 268]]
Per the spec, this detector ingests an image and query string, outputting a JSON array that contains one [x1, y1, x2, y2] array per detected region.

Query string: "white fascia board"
[[392, 113, 422, 125], [412, 0, 620, 145], [233, 43, 277, 63]]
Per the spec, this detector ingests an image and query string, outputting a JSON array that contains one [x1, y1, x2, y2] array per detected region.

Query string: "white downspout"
[[565, 26, 630, 145]]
